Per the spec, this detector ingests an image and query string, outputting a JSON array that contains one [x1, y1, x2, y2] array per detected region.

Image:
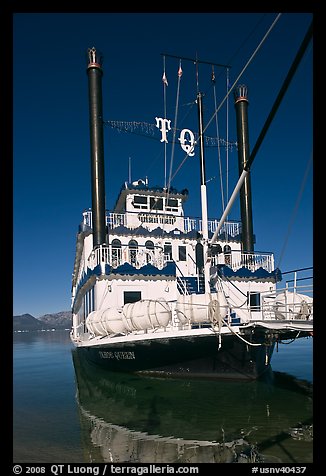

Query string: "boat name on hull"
[[99, 350, 136, 360]]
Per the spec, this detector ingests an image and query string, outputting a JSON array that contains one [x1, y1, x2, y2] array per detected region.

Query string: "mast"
[[197, 92, 210, 294], [234, 85, 254, 252], [87, 47, 106, 247]]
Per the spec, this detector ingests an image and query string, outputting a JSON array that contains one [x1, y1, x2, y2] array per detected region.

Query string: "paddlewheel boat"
[[70, 27, 313, 380]]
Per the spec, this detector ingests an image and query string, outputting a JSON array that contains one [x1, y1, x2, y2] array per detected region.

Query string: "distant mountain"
[[13, 313, 51, 331], [38, 311, 72, 330], [13, 311, 72, 331]]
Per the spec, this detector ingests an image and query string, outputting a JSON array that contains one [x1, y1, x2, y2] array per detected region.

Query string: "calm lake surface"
[[13, 331, 313, 464]]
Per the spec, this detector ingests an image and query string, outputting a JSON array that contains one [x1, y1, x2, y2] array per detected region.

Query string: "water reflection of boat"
[[72, 350, 312, 463]]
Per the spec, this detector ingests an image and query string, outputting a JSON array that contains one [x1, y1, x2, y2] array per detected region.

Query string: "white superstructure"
[[71, 180, 312, 346]]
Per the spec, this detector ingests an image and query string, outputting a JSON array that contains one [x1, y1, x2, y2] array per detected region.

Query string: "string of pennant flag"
[[104, 120, 237, 150], [103, 56, 237, 153]]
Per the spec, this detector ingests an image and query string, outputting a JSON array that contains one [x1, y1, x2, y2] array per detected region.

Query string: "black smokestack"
[[87, 47, 106, 247], [234, 85, 254, 253]]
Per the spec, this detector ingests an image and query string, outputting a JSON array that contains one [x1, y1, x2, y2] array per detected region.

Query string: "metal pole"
[[211, 169, 249, 244], [234, 85, 254, 252], [197, 92, 210, 294], [87, 47, 106, 247]]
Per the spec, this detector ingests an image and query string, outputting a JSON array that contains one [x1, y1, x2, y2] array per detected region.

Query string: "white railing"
[[220, 268, 313, 323], [248, 268, 313, 321], [82, 209, 241, 237], [182, 217, 241, 237], [106, 212, 126, 228], [82, 210, 93, 228], [232, 251, 274, 272], [85, 245, 275, 288], [138, 213, 176, 226], [211, 251, 274, 273], [208, 219, 241, 237], [82, 239, 274, 282], [87, 244, 165, 271], [261, 274, 313, 321]]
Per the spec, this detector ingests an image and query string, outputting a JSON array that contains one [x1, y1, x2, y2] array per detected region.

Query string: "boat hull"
[[76, 332, 275, 380]]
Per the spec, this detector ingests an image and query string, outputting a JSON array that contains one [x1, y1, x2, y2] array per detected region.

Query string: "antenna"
[[128, 157, 132, 183]]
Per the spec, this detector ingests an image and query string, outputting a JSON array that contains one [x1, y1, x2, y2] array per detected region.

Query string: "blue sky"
[[13, 12, 313, 317]]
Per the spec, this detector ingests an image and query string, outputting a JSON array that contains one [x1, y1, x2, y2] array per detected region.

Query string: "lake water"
[[13, 331, 313, 464]]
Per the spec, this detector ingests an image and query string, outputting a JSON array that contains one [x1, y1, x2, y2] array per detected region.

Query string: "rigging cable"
[[210, 18, 313, 245], [277, 152, 313, 269], [225, 68, 230, 240], [116, 66, 184, 243], [211, 66, 225, 212], [203, 13, 282, 137], [169, 13, 282, 184], [162, 55, 168, 188], [167, 59, 183, 194], [209, 13, 269, 223]]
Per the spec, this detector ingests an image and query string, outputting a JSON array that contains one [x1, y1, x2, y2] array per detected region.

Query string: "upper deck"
[[84, 180, 243, 237], [72, 181, 275, 295], [73, 208, 274, 287], [81, 208, 242, 240]]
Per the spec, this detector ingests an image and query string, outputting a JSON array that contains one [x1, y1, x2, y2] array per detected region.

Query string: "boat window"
[[145, 240, 154, 249], [248, 292, 261, 311], [83, 299, 86, 332], [86, 288, 95, 316], [210, 244, 222, 256], [224, 245, 232, 266], [166, 197, 178, 212], [133, 195, 148, 209], [84, 293, 88, 319], [128, 239, 138, 266], [178, 245, 187, 261], [111, 239, 122, 267], [150, 197, 163, 210], [124, 291, 141, 304], [145, 240, 154, 263], [195, 243, 204, 274], [164, 243, 172, 261]]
